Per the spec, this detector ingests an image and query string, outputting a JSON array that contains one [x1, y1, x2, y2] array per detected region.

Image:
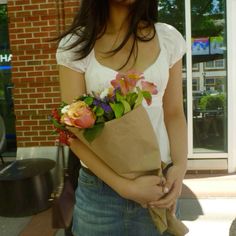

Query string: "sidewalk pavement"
[[180, 173, 236, 236], [0, 173, 235, 236]]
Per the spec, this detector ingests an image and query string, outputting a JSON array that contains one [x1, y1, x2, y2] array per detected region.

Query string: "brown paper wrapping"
[[68, 105, 188, 236], [69, 105, 161, 174]]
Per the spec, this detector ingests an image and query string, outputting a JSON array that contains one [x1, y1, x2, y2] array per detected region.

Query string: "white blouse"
[[56, 23, 186, 164]]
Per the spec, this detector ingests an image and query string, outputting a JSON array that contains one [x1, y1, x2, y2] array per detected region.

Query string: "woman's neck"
[[107, 3, 131, 34]]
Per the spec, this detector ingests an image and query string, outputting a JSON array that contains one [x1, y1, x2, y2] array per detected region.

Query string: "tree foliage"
[[199, 93, 226, 110], [0, 5, 8, 23], [0, 5, 9, 50], [158, 0, 225, 37]]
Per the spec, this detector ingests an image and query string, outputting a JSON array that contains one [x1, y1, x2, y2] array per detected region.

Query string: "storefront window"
[[0, 3, 16, 155], [191, 0, 227, 153], [159, 0, 227, 155]]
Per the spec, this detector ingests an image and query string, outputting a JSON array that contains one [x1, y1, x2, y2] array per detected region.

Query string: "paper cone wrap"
[[68, 105, 189, 236], [69, 105, 161, 174]]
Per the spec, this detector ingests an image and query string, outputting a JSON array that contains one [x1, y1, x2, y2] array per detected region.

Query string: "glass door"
[[191, 0, 227, 154], [0, 2, 16, 157], [159, 0, 228, 170]]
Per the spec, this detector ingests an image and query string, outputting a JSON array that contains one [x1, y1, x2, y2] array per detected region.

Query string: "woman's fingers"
[[148, 165, 184, 209], [130, 175, 167, 206], [169, 201, 177, 215], [148, 183, 179, 208]]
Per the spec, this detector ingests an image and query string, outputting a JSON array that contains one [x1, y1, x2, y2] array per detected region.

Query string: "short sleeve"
[[56, 34, 88, 73], [158, 23, 187, 68]]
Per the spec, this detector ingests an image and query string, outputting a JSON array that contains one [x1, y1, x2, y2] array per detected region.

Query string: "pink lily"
[[141, 80, 158, 95]]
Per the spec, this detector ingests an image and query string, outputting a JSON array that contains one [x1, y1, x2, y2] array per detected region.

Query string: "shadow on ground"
[[230, 218, 236, 236], [179, 184, 204, 221]]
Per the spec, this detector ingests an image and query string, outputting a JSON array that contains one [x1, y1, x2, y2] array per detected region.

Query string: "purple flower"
[[101, 103, 112, 113], [93, 99, 101, 106]]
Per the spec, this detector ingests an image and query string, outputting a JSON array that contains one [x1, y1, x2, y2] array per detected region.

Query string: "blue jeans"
[[72, 168, 175, 236]]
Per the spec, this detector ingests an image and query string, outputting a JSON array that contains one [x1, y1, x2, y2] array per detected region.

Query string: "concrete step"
[[182, 217, 234, 236], [179, 199, 236, 236], [179, 174, 236, 236], [182, 173, 236, 199]]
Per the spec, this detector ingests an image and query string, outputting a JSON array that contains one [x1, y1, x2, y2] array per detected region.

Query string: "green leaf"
[[134, 88, 144, 108], [116, 92, 125, 102], [60, 101, 68, 108], [95, 106, 104, 117], [127, 92, 138, 108], [51, 130, 58, 135], [104, 110, 115, 121], [84, 97, 94, 106], [120, 100, 131, 114], [93, 106, 97, 112], [83, 123, 105, 143], [142, 91, 152, 104], [110, 103, 124, 118], [51, 118, 66, 130], [96, 116, 105, 123]]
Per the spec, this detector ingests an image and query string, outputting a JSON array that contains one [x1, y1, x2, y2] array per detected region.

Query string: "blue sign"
[[0, 53, 12, 70], [192, 38, 210, 56], [0, 65, 12, 70]]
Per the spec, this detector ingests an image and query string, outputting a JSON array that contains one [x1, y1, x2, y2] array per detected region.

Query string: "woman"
[[56, 0, 188, 235]]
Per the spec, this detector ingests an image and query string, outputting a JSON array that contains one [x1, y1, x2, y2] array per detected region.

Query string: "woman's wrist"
[[112, 176, 134, 199], [172, 156, 187, 170], [170, 162, 187, 179]]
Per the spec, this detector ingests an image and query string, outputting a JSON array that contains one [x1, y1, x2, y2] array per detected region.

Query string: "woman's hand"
[[120, 175, 166, 208], [148, 165, 186, 213]]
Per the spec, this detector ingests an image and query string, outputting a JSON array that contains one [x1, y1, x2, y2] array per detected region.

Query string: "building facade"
[[0, 0, 236, 173]]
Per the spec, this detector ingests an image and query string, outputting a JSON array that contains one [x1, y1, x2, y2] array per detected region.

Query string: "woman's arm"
[[58, 65, 165, 206], [59, 65, 86, 103], [149, 59, 188, 211], [164, 59, 188, 173]]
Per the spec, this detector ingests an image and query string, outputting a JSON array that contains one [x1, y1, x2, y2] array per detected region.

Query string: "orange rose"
[[61, 101, 96, 129]]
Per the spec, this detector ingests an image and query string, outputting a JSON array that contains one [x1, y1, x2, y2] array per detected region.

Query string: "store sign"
[[0, 53, 12, 70], [0, 53, 12, 63], [210, 36, 224, 54], [192, 37, 210, 56], [192, 36, 225, 56]]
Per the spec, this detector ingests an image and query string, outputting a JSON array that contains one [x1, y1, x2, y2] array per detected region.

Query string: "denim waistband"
[[81, 163, 173, 177], [81, 165, 96, 177]]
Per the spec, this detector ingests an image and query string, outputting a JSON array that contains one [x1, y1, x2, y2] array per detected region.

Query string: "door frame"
[[227, 0, 236, 173], [184, 0, 235, 172]]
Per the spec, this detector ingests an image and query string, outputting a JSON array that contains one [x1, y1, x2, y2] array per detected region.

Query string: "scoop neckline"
[[92, 23, 162, 74]]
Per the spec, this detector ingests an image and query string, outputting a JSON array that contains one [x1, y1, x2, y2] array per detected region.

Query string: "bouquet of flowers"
[[51, 71, 162, 174], [50, 71, 188, 236], [51, 71, 157, 142]]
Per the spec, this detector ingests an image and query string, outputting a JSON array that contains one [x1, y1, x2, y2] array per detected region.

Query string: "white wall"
[[227, 0, 236, 173]]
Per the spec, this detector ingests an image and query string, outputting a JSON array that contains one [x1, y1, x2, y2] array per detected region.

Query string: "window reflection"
[[191, 0, 227, 153], [158, 0, 227, 153], [0, 3, 16, 154]]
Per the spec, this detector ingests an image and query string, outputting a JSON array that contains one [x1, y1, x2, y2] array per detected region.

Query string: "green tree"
[[199, 93, 226, 110], [0, 5, 9, 50], [158, 0, 224, 37], [0, 5, 7, 22]]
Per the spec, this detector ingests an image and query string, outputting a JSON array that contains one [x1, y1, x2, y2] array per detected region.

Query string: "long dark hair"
[[58, 0, 159, 69]]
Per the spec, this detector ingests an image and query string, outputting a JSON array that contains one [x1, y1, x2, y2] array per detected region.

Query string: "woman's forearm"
[[165, 113, 188, 176], [69, 138, 165, 206], [148, 113, 188, 208]]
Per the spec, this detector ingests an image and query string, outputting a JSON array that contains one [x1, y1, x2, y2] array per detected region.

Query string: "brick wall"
[[8, 0, 80, 147]]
